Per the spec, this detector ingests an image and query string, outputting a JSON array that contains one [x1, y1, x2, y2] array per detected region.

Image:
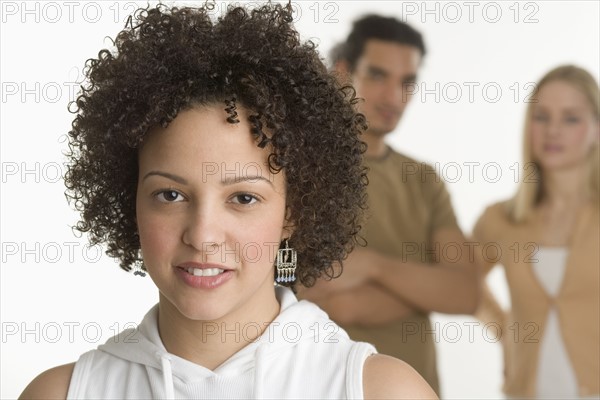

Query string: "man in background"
[[300, 15, 480, 394]]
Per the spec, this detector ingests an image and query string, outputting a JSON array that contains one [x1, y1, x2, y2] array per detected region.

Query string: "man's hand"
[[311, 247, 383, 294], [296, 247, 383, 302], [340, 247, 385, 284], [315, 283, 415, 326]]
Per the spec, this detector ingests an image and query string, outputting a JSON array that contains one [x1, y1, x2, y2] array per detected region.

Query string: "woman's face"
[[530, 80, 599, 171], [136, 104, 287, 322]]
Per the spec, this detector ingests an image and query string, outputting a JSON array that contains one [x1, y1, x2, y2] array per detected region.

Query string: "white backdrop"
[[1, 1, 598, 398]]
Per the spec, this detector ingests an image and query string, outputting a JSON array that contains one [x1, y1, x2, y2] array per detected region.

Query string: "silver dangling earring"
[[276, 239, 297, 284], [133, 250, 146, 277]]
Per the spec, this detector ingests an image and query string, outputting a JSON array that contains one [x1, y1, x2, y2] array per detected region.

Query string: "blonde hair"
[[507, 65, 600, 222]]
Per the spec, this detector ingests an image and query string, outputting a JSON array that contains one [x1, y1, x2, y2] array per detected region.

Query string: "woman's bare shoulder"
[[363, 354, 438, 400], [19, 363, 75, 400]]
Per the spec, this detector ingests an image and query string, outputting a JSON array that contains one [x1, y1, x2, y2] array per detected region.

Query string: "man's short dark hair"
[[333, 15, 426, 70]]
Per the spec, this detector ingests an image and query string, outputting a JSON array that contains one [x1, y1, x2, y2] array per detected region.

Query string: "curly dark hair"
[[64, 2, 367, 288]]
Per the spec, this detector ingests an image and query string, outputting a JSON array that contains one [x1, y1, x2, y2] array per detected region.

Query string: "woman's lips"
[[175, 262, 234, 289], [543, 144, 564, 152], [185, 266, 224, 277]]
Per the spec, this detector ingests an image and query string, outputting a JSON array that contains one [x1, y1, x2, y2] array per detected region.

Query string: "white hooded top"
[[66, 286, 376, 399]]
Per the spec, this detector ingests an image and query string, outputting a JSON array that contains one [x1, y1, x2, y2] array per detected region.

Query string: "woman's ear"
[[281, 208, 296, 240]]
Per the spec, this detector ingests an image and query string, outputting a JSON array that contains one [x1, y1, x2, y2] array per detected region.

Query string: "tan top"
[[474, 202, 600, 397], [341, 147, 459, 394]]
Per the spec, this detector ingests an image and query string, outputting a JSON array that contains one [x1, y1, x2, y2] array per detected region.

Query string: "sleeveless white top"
[[531, 247, 580, 398], [66, 286, 376, 399]]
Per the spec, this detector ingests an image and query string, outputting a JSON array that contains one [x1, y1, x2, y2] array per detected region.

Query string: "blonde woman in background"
[[474, 65, 599, 399]]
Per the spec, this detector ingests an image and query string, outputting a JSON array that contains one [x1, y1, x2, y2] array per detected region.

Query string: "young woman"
[[474, 65, 599, 398], [19, 3, 436, 399]]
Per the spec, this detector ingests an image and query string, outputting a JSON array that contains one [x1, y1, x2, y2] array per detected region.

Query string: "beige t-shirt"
[[341, 147, 458, 394]]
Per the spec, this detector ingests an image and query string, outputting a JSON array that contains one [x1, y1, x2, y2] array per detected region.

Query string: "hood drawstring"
[[156, 352, 175, 399], [252, 343, 268, 399]]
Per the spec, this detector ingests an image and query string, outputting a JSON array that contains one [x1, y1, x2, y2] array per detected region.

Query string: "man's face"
[[346, 39, 421, 137]]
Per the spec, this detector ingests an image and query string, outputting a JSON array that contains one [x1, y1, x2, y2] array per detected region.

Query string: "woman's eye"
[[156, 190, 184, 203], [533, 114, 548, 122], [565, 117, 580, 124], [369, 72, 385, 81], [232, 194, 258, 205]]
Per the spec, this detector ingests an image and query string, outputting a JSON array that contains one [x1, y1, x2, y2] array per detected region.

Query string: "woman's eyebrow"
[[142, 171, 188, 184], [222, 175, 274, 187], [142, 171, 273, 187], [533, 105, 587, 113]]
